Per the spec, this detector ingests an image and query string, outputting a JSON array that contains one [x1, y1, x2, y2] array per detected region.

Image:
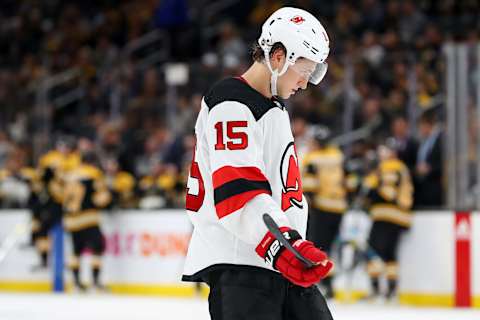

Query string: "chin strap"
[[263, 50, 290, 97]]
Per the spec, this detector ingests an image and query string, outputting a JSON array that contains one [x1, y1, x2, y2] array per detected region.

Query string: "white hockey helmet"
[[258, 7, 330, 95]]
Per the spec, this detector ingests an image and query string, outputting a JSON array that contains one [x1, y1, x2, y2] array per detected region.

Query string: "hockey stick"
[[262, 213, 317, 268]]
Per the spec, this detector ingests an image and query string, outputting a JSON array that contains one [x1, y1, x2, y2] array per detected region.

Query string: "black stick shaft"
[[262, 213, 317, 268]]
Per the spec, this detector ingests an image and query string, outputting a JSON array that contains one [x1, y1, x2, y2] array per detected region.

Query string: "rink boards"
[[0, 209, 478, 308]]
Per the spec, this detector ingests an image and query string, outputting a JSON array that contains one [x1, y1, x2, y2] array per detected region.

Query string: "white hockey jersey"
[[182, 77, 309, 281]]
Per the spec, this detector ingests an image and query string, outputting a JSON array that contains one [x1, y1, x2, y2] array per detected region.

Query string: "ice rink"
[[0, 293, 479, 320]]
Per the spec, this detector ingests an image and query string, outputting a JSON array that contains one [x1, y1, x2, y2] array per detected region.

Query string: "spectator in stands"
[[217, 21, 247, 69], [398, 0, 427, 44], [135, 127, 172, 177], [0, 131, 13, 168], [384, 89, 408, 116], [354, 95, 391, 139], [171, 94, 197, 137], [390, 115, 417, 172], [129, 68, 164, 117], [103, 157, 137, 209], [413, 112, 443, 208], [360, 31, 385, 68]]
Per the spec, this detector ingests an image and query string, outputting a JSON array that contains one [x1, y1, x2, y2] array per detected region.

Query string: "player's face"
[[278, 58, 317, 99]]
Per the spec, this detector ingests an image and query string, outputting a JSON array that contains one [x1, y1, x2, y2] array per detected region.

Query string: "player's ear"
[[271, 47, 286, 68]]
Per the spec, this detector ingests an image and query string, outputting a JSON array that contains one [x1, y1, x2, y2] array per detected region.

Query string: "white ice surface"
[[0, 293, 479, 320]]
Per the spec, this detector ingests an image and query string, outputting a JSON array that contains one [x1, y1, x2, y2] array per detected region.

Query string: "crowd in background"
[[1, 0, 480, 211]]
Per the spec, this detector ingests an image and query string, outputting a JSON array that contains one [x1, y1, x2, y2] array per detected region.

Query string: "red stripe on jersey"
[[234, 76, 250, 86], [215, 189, 271, 219], [212, 166, 268, 189]]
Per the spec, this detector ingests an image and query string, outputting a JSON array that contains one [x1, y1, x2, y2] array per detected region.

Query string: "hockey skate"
[[72, 281, 88, 293], [91, 283, 109, 294]]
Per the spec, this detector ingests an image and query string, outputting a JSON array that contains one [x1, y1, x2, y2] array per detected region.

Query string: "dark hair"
[[81, 151, 99, 166], [419, 111, 436, 125], [251, 41, 286, 62], [392, 113, 408, 122]]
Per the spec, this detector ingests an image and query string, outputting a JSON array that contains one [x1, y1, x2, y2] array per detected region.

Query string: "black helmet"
[[55, 135, 77, 152], [81, 151, 99, 166]]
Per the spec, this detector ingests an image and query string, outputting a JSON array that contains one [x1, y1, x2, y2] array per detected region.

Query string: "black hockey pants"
[[205, 267, 334, 320]]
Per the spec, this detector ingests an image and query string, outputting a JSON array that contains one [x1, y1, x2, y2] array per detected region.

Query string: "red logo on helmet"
[[290, 16, 305, 25]]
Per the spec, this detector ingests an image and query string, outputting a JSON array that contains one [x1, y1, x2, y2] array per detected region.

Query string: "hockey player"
[[183, 7, 334, 320], [63, 152, 111, 291], [302, 126, 347, 299], [363, 138, 413, 302], [20, 166, 48, 269], [35, 137, 80, 268]]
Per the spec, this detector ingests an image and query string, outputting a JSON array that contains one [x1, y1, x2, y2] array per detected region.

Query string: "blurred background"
[[0, 0, 480, 318]]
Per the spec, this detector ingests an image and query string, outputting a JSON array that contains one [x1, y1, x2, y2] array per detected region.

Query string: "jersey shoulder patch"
[[204, 77, 284, 121]]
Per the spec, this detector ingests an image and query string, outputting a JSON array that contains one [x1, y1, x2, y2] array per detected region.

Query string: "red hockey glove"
[[256, 227, 333, 288]]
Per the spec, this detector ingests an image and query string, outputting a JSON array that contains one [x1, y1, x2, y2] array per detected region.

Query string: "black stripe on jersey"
[[214, 178, 272, 204], [204, 78, 285, 121]]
